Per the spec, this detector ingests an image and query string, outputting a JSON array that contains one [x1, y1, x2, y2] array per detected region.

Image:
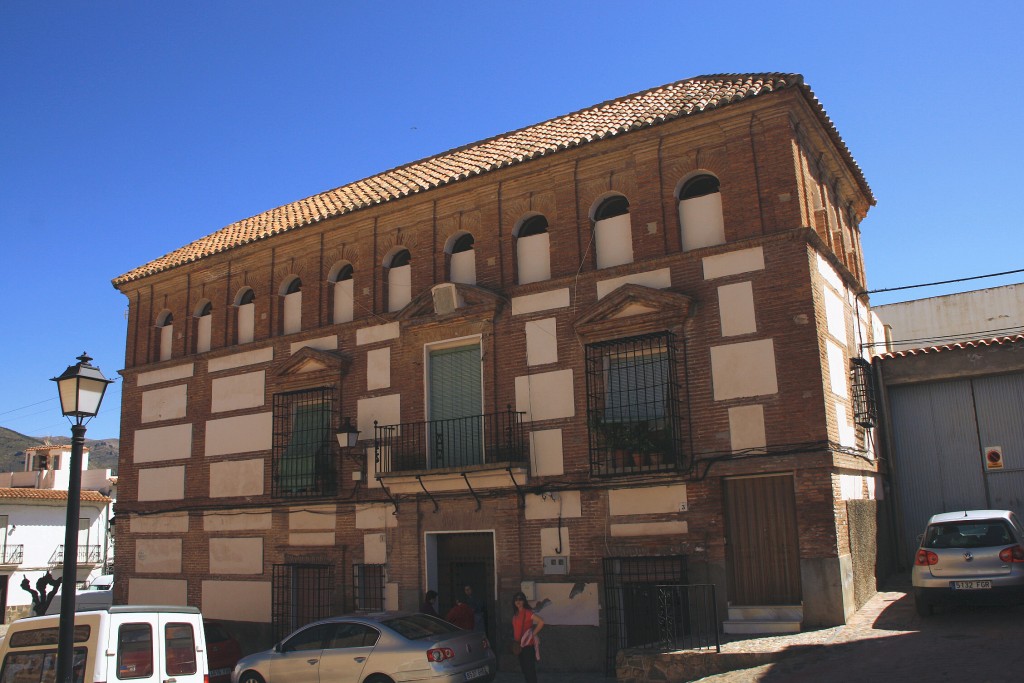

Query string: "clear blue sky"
[[1, 1, 1021, 440]]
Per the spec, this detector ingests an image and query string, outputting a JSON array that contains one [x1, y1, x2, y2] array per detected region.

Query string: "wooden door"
[[724, 474, 802, 605]]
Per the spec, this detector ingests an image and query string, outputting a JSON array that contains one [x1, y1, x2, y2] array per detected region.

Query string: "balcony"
[[49, 544, 102, 566], [0, 544, 24, 567], [375, 408, 527, 475]]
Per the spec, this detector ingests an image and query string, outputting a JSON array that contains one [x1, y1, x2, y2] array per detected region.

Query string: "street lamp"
[[52, 353, 112, 683], [336, 416, 361, 449]]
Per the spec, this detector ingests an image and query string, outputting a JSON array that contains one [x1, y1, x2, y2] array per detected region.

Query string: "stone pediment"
[[574, 284, 694, 342], [271, 346, 352, 377], [396, 283, 507, 323]]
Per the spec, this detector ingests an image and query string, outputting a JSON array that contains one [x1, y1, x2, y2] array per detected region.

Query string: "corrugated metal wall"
[[889, 373, 1024, 563]]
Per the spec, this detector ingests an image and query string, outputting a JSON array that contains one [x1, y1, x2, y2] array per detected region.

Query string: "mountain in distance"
[[0, 426, 119, 474]]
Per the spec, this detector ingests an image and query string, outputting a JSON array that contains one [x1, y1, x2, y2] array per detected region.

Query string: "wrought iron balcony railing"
[[1, 544, 23, 564], [49, 544, 101, 565], [375, 407, 527, 474]]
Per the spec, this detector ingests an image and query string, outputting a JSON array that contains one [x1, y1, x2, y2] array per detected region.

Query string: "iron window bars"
[[585, 332, 683, 475], [352, 563, 386, 611], [271, 563, 334, 641], [272, 387, 336, 497]]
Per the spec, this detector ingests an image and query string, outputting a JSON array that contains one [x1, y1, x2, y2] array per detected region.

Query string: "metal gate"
[[889, 373, 1024, 563]]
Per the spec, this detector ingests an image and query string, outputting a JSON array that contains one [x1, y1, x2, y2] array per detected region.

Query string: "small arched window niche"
[[193, 300, 213, 354], [446, 232, 476, 285], [156, 310, 174, 362], [514, 214, 551, 285], [234, 287, 256, 344], [592, 194, 633, 269], [677, 173, 725, 251], [386, 248, 412, 312], [279, 276, 303, 335], [329, 262, 355, 324]]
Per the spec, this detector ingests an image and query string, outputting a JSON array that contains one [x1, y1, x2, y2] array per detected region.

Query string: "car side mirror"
[[274, 643, 283, 654]]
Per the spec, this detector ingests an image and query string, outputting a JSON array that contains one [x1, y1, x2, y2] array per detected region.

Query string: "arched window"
[[235, 287, 256, 344], [156, 310, 174, 362], [592, 195, 633, 269], [280, 276, 302, 335], [678, 173, 725, 251], [514, 214, 551, 285], [194, 300, 213, 354], [447, 232, 476, 285], [386, 249, 412, 312], [329, 262, 354, 324]]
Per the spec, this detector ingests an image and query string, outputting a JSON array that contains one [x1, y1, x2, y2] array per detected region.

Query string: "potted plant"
[[590, 415, 632, 470]]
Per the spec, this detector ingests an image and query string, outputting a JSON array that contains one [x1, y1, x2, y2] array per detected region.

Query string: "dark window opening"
[[273, 387, 335, 497], [594, 195, 630, 221], [272, 563, 334, 642], [451, 233, 474, 253], [517, 215, 549, 237], [352, 564, 385, 611], [284, 278, 302, 295], [198, 302, 212, 317], [335, 264, 353, 282], [585, 332, 683, 475], [238, 289, 256, 306], [389, 249, 411, 268], [679, 175, 720, 200]]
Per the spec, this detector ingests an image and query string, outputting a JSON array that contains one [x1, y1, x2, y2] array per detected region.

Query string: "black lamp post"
[[336, 417, 361, 450], [52, 353, 112, 683]]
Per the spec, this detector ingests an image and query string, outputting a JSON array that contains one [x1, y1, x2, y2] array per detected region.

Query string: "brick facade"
[[112, 75, 882, 673]]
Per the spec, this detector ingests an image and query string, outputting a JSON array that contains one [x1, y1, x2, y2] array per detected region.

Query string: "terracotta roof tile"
[[878, 334, 1024, 359], [0, 488, 112, 503], [113, 73, 872, 286]]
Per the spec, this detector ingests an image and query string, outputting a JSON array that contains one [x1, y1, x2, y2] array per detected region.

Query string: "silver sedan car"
[[912, 509, 1024, 616], [231, 612, 495, 683]]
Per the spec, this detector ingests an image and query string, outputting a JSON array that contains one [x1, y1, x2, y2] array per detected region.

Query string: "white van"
[[0, 605, 209, 683]]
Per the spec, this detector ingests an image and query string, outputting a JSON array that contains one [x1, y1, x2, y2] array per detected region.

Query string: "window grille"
[[602, 556, 688, 673], [272, 563, 334, 641], [585, 332, 683, 475], [352, 564, 386, 611], [850, 358, 878, 428], [273, 387, 335, 497]]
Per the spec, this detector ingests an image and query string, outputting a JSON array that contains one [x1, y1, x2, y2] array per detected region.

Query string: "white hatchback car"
[[912, 509, 1024, 616]]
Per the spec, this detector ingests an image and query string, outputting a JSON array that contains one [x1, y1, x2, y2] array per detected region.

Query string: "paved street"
[[695, 574, 1024, 682]]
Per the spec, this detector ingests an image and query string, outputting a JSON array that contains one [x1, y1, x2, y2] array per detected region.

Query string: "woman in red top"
[[511, 591, 544, 683]]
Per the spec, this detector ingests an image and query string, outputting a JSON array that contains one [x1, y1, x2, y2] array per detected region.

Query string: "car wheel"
[[238, 672, 265, 683], [363, 675, 395, 683], [914, 595, 933, 617]]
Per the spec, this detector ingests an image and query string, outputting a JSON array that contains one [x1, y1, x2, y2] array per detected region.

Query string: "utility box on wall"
[[543, 556, 569, 575]]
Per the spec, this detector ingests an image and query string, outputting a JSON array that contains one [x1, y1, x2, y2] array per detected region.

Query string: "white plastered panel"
[[205, 412, 272, 456], [450, 249, 476, 285], [137, 466, 185, 501], [136, 538, 182, 573], [609, 485, 687, 516], [728, 405, 766, 453], [679, 192, 726, 251], [202, 580, 272, 622], [367, 348, 391, 390], [533, 582, 599, 626], [211, 371, 265, 413], [141, 384, 188, 423], [702, 246, 765, 280], [525, 490, 582, 520], [540, 527, 570, 556], [364, 533, 387, 564], [130, 578, 187, 606], [209, 537, 263, 575], [595, 268, 672, 300], [289, 506, 336, 530], [208, 348, 273, 373], [827, 340, 848, 397], [529, 429, 564, 476], [610, 521, 688, 536], [718, 282, 757, 337], [138, 363, 194, 387], [283, 291, 302, 334], [525, 318, 558, 366], [517, 232, 551, 285], [131, 512, 189, 534], [356, 322, 399, 346], [824, 288, 847, 344], [209, 459, 264, 498], [334, 279, 354, 324], [204, 510, 272, 531], [388, 264, 412, 312], [357, 394, 401, 435], [290, 336, 338, 354], [595, 214, 633, 269], [514, 369, 575, 421], [355, 504, 398, 529], [710, 339, 779, 400], [511, 289, 570, 316], [134, 424, 193, 463]]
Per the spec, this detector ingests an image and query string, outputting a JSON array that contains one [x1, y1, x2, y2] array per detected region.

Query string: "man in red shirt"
[[445, 597, 475, 630]]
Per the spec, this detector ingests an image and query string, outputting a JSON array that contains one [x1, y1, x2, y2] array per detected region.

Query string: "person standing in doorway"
[[420, 589, 439, 617], [464, 584, 485, 632], [511, 591, 544, 683], [446, 596, 476, 630]]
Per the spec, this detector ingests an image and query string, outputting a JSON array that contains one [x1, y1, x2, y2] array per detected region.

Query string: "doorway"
[[427, 532, 494, 639], [724, 474, 802, 605]]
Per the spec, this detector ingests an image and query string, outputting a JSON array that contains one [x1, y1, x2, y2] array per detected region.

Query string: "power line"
[[866, 268, 1024, 295]]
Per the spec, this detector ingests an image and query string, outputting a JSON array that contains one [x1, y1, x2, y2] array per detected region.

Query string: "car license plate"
[[951, 580, 992, 590], [464, 666, 490, 680]]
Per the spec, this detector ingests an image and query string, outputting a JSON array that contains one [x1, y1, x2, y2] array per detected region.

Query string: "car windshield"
[[381, 614, 460, 640], [923, 520, 1014, 549]]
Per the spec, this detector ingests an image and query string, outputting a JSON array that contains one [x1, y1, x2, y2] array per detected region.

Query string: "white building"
[[873, 282, 1024, 352], [0, 443, 115, 623]]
